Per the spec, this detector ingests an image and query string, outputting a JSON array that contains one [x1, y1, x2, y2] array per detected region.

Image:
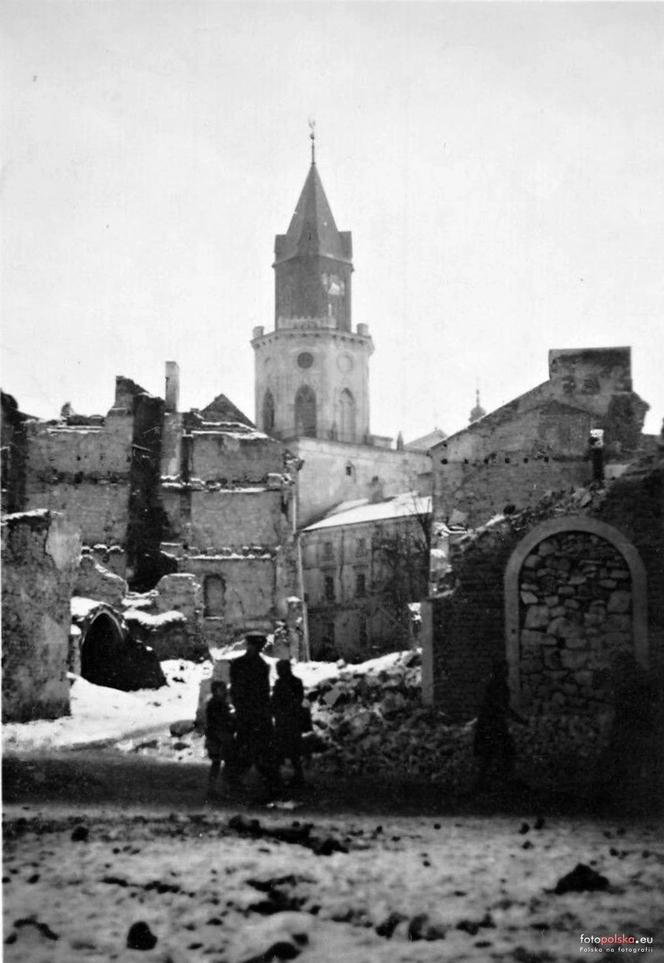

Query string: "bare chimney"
[[165, 361, 180, 413]]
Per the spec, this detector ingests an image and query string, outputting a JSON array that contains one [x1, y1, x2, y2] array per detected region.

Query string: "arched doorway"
[[294, 385, 316, 437], [338, 388, 356, 442], [504, 517, 647, 713], [80, 613, 126, 688]]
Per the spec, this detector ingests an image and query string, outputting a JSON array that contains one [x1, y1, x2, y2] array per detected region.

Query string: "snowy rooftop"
[[303, 493, 431, 532]]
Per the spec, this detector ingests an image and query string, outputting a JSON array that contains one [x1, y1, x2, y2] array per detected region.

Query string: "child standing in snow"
[[205, 680, 236, 798]]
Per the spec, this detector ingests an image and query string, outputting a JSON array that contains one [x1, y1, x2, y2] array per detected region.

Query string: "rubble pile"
[[307, 652, 475, 789]]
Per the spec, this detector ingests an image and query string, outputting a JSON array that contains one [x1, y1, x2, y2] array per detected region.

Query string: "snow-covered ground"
[[4, 655, 663, 962], [1, 656, 342, 754], [4, 808, 663, 962]]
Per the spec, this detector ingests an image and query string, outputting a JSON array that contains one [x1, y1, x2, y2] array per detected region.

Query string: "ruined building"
[[300, 493, 431, 660], [430, 346, 649, 529], [420, 350, 662, 793], [2, 366, 300, 661]]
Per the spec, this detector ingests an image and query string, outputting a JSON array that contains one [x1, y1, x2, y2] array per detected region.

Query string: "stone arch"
[[338, 388, 356, 442], [505, 516, 648, 702], [262, 390, 275, 434], [295, 385, 317, 437], [80, 611, 126, 688]]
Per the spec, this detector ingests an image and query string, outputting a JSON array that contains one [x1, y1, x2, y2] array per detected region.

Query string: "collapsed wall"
[[422, 456, 664, 791], [2, 510, 81, 722]]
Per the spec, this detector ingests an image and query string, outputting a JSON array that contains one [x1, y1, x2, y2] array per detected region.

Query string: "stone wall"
[[425, 462, 663, 719], [175, 553, 283, 645], [24, 415, 133, 478], [189, 430, 286, 485], [24, 480, 130, 547], [430, 347, 649, 530], [422, 455, 663, 789], [292, 436, 431, 526], [162, 487, 290, 549], [1, 391, 28, 513], [74, 552, 128, 607], [517, 531, 632, 715], [2, 510, 81, 722], [433, 458, 590, 531]]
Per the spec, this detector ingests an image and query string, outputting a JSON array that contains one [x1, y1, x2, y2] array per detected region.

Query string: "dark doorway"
[[80, 614, 125, 688]]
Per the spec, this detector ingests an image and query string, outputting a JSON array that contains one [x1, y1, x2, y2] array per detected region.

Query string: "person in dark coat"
[[271, 659, 306, 787], [473, 659, 525, 791], [229, 633, 280, 794], [205, 680, 236, 798]]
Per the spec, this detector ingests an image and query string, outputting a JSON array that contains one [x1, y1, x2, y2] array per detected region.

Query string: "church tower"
[[252, 134, 373, 442]]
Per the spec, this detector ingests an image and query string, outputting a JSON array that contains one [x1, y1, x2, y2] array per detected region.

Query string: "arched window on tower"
[[339, 388, 356, 442], [295, 385, 317, 437], [262, 390, 275, 434]]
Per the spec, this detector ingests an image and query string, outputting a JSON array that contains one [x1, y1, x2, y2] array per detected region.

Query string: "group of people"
[[204, 633, 308, 799]]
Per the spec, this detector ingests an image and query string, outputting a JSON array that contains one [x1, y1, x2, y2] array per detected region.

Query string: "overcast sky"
[[2, 1, 663, 441]]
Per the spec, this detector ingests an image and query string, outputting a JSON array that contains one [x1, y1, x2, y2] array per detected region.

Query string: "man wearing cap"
[[229, 633, 280, 794]]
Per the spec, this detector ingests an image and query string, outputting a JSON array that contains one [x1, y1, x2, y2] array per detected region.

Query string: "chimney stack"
[[165, 361, 180, 413]]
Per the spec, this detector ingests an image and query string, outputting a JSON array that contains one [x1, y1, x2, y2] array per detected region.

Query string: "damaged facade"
[[421, 350, 662, 790], [2, 366, 300, 715], [429, 347, 649, 529], [301, 493, 431, 660]]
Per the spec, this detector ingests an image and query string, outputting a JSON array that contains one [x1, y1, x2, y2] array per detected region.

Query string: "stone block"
[[584, 613, 603, 627], [574, 671, 593, 687], [521, 629, 545, 648], [538, 541, 555, 557], [524, 605, 549, 629], [548, 617, 581, 640], [560, 650, 588, 670], [520, 591, 538, 605], [607, 590, 631, 614], [565, 634, 588, 650], [605, 614, 631, 631], [543, 650, 562, 670], [599, 579, 617, 589]]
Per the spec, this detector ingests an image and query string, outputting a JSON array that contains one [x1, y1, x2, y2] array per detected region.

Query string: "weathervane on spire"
[[308, 117, 316, 164]]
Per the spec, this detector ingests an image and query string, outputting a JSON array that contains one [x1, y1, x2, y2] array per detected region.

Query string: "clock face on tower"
[[297, 352, 314, 369], [337, 353, 354, 373]]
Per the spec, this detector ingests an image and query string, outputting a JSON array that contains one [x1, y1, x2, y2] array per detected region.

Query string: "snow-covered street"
[[4, 806, 663, 962], [3, 657, 663, 962]]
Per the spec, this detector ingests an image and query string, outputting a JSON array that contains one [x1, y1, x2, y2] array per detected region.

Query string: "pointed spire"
[[308, 117, 316, 165], [470, 386, 486, 424], [275, 155, 352, 264]]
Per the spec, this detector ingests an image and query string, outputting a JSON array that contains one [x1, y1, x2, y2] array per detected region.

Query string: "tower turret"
[[252, 133, 373, 442]]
